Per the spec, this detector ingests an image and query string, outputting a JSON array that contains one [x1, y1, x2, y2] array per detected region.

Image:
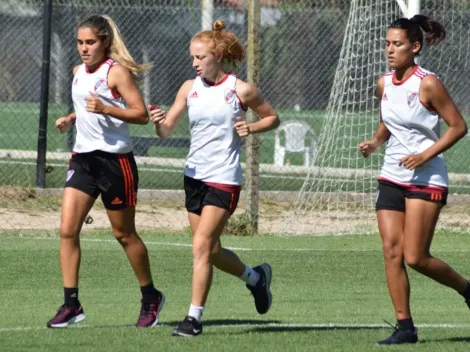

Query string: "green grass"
[[1, 231, 470, 351]]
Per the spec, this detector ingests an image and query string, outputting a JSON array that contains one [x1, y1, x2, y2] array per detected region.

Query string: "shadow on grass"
[[246, 326, 386, 333], [420, 336, 470, 344], [164, 319, 282, 327]]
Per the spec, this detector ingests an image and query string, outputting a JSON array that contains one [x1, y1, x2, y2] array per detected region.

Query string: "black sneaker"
[[464, 280, 470, 309], [246, 263, 272, 314], [172, 316, 203, 337], [377, 325, 418, 345], [47, 304, 85, 328]]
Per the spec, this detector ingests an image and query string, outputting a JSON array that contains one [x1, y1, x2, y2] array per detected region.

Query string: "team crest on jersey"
[[66, 169, 74, 182], [224, 89, 236, 104], [407, 92, 418, 107], [94, 78, 106, 92]]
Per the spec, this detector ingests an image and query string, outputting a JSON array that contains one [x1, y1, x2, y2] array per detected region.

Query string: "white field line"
[[1, 322, 470, 333], [3, 236, 470, 253]]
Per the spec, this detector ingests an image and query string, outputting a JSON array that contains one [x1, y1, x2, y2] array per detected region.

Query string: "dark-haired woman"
[[359, 15, 469, 345]]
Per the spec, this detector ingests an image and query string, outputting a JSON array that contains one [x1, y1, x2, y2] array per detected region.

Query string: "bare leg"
[[403, 199, 468, 293], [106, 206, 153, 286], [377, 209, 411, 320], [59, 188, 95, 288], [188, 212, 245, 278]]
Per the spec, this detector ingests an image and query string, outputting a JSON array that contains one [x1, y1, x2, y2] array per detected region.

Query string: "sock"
[[64, 287, 79, 308], [240, 266, 260, 287], [140, 282, 160, 303], [188, 304, 204, 322], [462, 280, 470, 300], [397, 318, 414, 330]]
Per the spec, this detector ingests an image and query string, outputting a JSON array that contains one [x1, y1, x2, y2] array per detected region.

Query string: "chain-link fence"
[[1, 0, 470, 235]]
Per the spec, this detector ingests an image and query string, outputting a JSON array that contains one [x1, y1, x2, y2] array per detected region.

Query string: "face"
[[385, 28, 420, 69], [76, 27, 108, 68], [190, 40, 221, 79]]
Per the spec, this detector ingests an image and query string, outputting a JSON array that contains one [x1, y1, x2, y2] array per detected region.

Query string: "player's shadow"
[[165, 319, 282, 327], [420, 336, 470, 344], [244, 326, 385, 334]]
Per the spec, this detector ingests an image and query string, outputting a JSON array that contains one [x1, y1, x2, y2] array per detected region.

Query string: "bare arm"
[[359, 76, 390, 157], [151, 80, 193, 138], [419, 75, 467, 159], [234, 80, 279, 136], [399, 75, 467, 170], [55, 65, 81, 132], [86, 64, 148, 125]]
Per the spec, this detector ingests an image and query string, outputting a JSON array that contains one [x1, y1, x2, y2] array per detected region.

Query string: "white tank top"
[[184, 74, 246, 185], [72, 59, 132, 154], [379, 65, 448, 187]]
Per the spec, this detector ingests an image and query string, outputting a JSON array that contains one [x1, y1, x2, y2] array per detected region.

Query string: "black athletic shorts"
[[184, 176, 241, 215], [65, 150, 138, 210], [375, 178, 447, 212]]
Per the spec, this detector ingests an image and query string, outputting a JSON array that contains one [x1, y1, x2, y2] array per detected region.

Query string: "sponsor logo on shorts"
[[66, 170, 74, 182], [111, 197, 123, 205]]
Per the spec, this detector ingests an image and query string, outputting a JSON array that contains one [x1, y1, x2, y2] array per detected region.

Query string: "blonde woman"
[[47, 15, 164, 328], [150, 20, 280, 337]]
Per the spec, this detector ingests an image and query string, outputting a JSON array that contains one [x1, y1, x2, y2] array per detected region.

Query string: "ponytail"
[[78, 15, 151, 78], [389, 15, 446, 55]]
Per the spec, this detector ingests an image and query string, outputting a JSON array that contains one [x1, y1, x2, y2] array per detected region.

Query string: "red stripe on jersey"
[[203, 74, 230, 87], [378, 177, 447, 194], [392, 65, 419, 86]]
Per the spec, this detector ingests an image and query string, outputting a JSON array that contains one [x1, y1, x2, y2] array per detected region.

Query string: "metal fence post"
[[36, 0, 53, 188], [244, 0, 261, 233]]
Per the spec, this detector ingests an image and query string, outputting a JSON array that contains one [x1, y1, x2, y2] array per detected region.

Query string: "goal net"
[[283, 0, 470, 235]]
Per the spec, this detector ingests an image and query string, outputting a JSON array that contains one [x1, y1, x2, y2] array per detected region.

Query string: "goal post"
[[282, 0, 470, 235]]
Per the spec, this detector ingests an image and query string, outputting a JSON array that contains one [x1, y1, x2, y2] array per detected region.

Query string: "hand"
[[149, 105, 166, 125], [55, 116, 73, 133], [399, 153, 427, 170], [358, 139, 379, 158], [234, 116, 250, 137], [85, 91, 105, 113]]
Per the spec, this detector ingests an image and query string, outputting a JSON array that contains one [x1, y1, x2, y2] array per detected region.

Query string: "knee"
[[59, 225, 79, 240], [382, 241, 403, 263], [192, 236, 212, 262], [113, 229, 137, 246], [404, 252, 428, 271]]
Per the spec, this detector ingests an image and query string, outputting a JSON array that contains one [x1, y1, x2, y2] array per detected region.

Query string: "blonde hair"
[[78, 15, 151, 78], [192, 19, 245, 71]]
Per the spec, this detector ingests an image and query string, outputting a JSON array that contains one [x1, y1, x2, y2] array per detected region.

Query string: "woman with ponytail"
[[47, 15, 164, 329], [149, 19, 279, 337], [359, 15, 469, 345]]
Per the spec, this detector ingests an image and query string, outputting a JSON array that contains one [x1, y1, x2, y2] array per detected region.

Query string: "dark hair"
[[389, 15, 446, 55]]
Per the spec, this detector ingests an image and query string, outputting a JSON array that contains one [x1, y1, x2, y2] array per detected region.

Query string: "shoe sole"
[[260, 263, 272, 314], [171, 330, 202, 337], [48, 313, 86, 328], [149, 293, 166, 328]]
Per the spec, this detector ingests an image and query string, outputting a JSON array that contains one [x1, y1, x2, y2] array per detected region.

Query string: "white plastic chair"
[[274, 120, 317, 167]]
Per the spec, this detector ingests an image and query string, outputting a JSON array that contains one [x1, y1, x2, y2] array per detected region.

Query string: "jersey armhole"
[[107, 61, 122, 99]]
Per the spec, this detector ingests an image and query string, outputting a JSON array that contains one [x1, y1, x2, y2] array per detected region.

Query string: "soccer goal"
[[282, 0, 470, 235]]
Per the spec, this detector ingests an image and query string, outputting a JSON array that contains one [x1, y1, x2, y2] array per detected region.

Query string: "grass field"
[[1, 231, 470, 351]]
